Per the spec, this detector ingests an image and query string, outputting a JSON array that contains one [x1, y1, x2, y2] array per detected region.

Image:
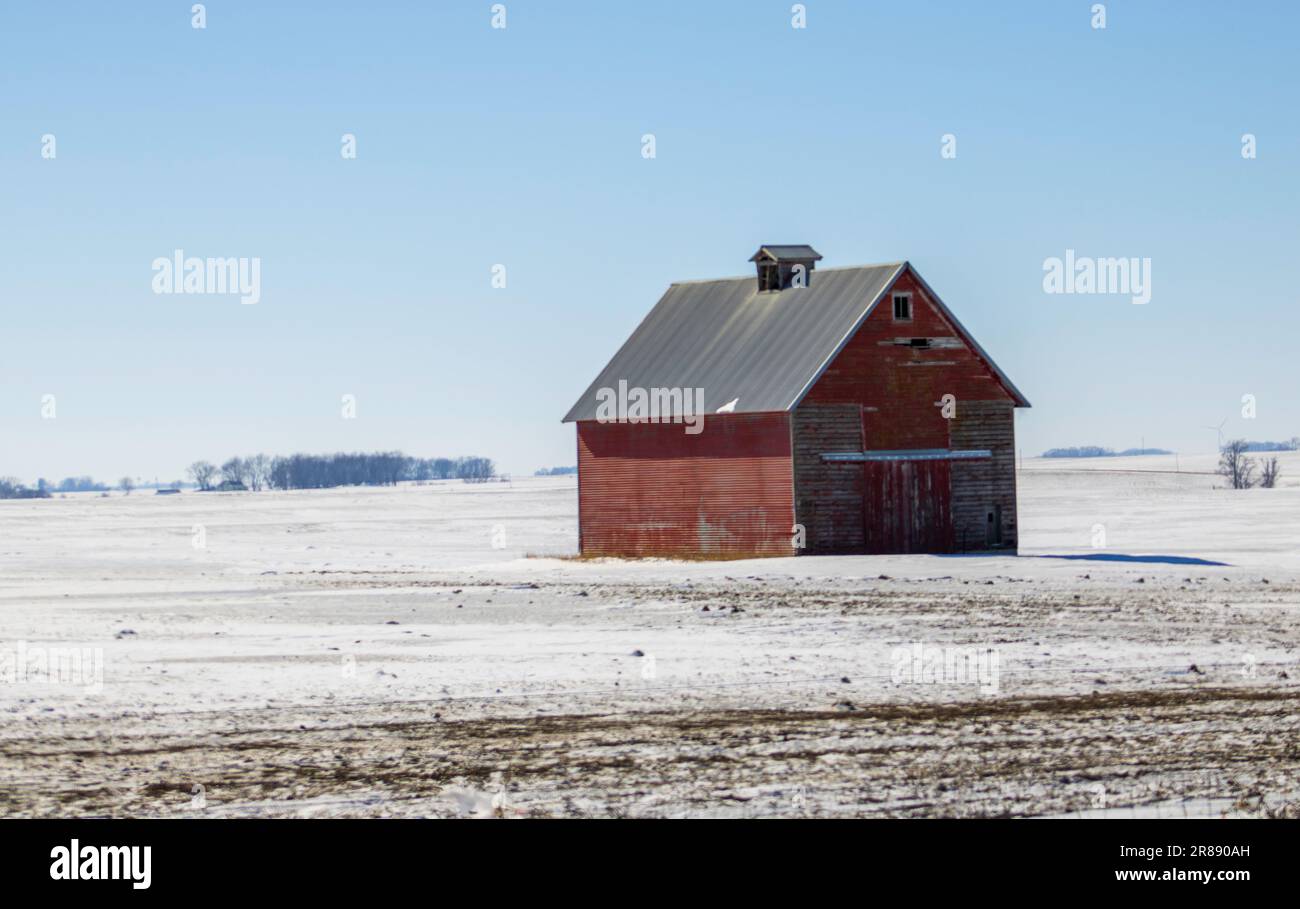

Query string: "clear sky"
[[2, 1, 1297, 484]]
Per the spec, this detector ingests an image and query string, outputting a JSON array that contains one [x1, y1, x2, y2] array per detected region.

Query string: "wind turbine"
[[1204, 418, 1227, 452]]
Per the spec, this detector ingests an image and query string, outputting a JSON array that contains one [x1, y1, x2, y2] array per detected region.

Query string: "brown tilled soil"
[[4, 685, 1298, 818]]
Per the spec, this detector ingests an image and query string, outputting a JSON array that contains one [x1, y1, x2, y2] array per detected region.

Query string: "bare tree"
[[1260, 457, 1281, 489], [119, 476, 135, 495], [187, 460, 217, 491], [220, 457, 245, 487], [1218, 440, 1256, 489], [455, 456, 496, 481], [245, 454, 272, 492]]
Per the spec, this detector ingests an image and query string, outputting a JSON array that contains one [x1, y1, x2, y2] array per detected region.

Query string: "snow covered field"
[[2, 455, 1298, 818]]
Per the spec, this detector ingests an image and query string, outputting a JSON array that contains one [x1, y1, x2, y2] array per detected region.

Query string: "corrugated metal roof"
[[563, 263, 904, 422]]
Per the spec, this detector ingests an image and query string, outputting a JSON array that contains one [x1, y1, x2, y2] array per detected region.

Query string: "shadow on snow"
[[932, 553, 1231, 567], [1035, 553, 1231, 567]]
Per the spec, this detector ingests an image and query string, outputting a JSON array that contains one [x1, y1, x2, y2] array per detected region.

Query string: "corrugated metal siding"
[[577, 413, 794, 557]]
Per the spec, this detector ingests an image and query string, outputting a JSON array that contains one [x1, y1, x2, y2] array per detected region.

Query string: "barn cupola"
[[750, 245, 823, 292]]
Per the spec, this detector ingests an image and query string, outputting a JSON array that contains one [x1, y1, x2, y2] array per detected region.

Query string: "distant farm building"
[[563, 247, 1030, 557]]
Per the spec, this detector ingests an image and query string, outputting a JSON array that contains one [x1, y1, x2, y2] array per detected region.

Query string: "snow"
[[2, 462, 1298, 817]]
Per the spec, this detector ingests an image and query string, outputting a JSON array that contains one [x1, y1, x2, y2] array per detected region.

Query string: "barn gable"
[[802, 267, 1025, 423], [797, 264, 1029, 412]]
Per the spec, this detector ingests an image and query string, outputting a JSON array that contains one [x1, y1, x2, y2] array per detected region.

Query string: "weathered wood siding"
[[792, 404, 864, 552], [948, 400, 1018, 551], [862, 459, 954, 553]]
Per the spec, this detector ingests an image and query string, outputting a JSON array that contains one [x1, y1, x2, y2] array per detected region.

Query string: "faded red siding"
[[862, 460, 954, 553], [802, 271, 1013, 450], [577, 413, 794, 557]]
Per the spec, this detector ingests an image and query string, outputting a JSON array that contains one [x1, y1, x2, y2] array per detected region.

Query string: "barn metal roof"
[[562, 261, 1030, 423]]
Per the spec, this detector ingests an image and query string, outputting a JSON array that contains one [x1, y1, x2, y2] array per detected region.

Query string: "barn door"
[[862, 459, 953, 554]]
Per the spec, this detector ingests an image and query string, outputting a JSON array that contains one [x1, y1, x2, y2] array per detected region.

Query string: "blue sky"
[[2, 1, 1297, 483]]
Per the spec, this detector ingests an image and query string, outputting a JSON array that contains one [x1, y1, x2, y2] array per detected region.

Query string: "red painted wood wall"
[[801, 270, 1015, 446], [861, 459, 954, 553]]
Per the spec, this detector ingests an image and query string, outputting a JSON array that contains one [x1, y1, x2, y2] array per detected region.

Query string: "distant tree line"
[[1239, 439, 1300, 452], [1, 475, 194, 498], [187, 452, 496, 491], [534, 465, 577, 476], [0, 478, 50, 499], [1042, 446, 1173, 458], [52, 476, 110, 493], [1042, 446, 1114, 458], [2, 453, 496, 499]]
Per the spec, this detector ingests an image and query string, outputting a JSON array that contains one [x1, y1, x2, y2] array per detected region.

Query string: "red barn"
[[562, 247, 1030, 558]]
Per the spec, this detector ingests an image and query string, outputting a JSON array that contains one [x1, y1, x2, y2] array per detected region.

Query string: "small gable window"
[[892, 293, 912, 321]]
